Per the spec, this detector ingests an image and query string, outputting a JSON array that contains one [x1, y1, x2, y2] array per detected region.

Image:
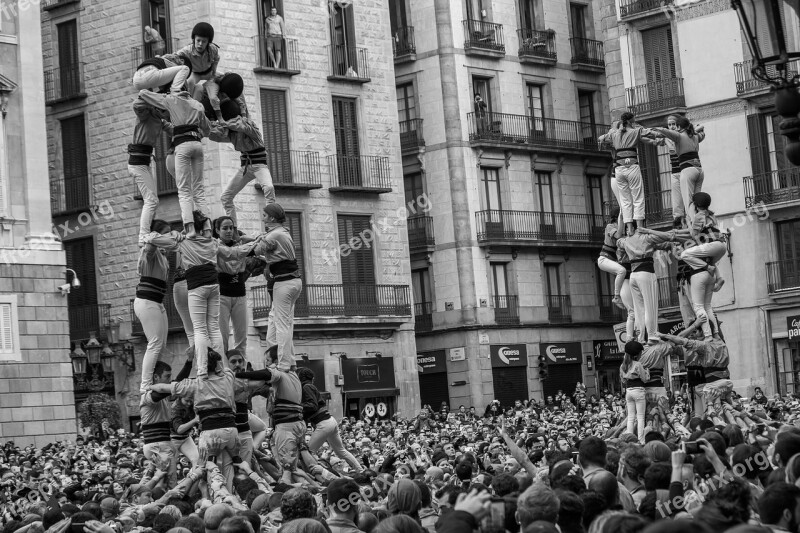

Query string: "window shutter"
[[260, 89, 291, 183], [642, 26, 676, 85], [0, 303, 13, 354], [284, 212, 305, 281], [332, 97, 361, 186], [64, 237, 98, 307], [639, 142, 661, 195], [337, 215, 375, 285], [57, 20, 79, 70], [61, 115, 89, 211], [747, 113, 770, 177]]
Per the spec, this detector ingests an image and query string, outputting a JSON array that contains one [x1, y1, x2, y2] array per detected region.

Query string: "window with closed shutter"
[[570, 3, 587, 39], [260, 88, 291, 184], [404, 173, 424, 206], [64, 237, 98, 340], [330, 2, 357, 72], [284, 212, 307, 314], [579, 91, 597, 142], [389, 0, 408, 33], [332, 97, 361, 186], [57, 20, 79, 96], [527, 84, 544, 133], [641, 25, 676, 87], [337, 215, 376, 313], [0, 297, 19, 362], [60, 115, 90, 212]]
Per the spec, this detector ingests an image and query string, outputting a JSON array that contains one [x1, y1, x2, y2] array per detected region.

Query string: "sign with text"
[[594, 339, 624, 364], [789, 315, 800, 341], [417, 351, 447, 373], [539, 342, 582, 365], [449, 347, 466, 361], [341, 357, 396, 391], [490, 344, 528, 367]]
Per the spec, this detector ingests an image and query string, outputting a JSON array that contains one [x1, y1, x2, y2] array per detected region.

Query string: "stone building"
[[40, 0, 418, 426], [395, 0, 626, 408], [0, 0, 76, 445], [601, 0, 800, 397]]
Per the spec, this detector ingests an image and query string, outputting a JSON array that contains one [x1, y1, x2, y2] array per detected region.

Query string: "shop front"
[[341, 357, 399, 420], [772, 310, 800, 394], [490, 344, 529, 407], [593, 339, 623, 394], [417, 350, 449, 411], [540, 342, 582, 398]]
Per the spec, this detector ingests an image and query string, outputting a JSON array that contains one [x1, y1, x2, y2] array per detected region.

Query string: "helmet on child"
[[693, 192, 712, 209], [218, 73, 243, 100], [191, 22, 215, 43]]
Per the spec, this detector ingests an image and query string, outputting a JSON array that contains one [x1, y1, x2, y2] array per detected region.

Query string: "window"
[[412, 268, 431, 304], [526, 83, 544, 132], [480, 167, 502, 211], [332, 97, 361, 186], [766, 115, 790, 173], [0, 295, 20, 362], [329, 1, 357, 73], [141, 0, 171, 45], [465, 0, 486, 21], [57, 20, 80, 96], [579, 90, 597, 142], [64, 237, 98, 340], [545, 263, 564, 297], [396, 83, 416, 123], [586, 174, 605, 219], [535, 171, 554, 213], [491, 262, 509, 297], [389, 0, 408, 33], [285, 212, 305, 281], [338, 215, 375, 285], [258, 0, 285, 34], [641, 25, 676, 85], [473, 77, 493, 114], [570, 3, 587, 39], [518, 0, 540, 31], [60, 115, 90, 212], [777, 220, 800, 263], [404, 173, 424, 206], [0, 0, 17, 35], [260, 89, 291, 183]]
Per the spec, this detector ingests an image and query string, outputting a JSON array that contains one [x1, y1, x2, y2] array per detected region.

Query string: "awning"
[[342, 388, 400, 399]]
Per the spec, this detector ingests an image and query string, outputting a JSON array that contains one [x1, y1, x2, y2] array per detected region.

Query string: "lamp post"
[[732, 0, 800, 163]]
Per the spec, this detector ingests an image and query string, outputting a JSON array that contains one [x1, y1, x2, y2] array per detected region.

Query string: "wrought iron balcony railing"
[[599, 295, 627, 323], [734, 59, 800, 95], [467, 112, 608, 152], [517, 29, 556, 62], [399, 118, 425, 151], [267, 150, 323, 189], [570, 37, 604, 68], [327, 45, 371, 82], [44, 64, 86, 105], [408, 215, 435, 251], [626, 78, 686, 115], [328, 154, 392, 193], [494, 294, 520, 325], [393, 26, 416, 59], [743, 168, 800, 208], [463, 19, 505, 54], [69, 304, 111, 342], [619, 0, 673, 19], [547, 294, 572, 324], [253, 36, 301, 74], [476, 210, 606, 245], [51, 175, 90, 216], [414, 301, 433, 332], [658, 277, 680, 309], [42, 0, 79, 10], [252, 284, 412, 318], [767, 259, 800, 294], [131, 38, 180, 73]]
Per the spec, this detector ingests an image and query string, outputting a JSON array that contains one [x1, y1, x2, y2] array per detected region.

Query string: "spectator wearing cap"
[[100, 497, 120, 521], [326, 478, 364, 533], [387, 479, 422, 523]]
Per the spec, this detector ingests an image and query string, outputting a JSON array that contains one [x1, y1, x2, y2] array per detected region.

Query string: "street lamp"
[[732, 0, 800, 163], [70, 345, 87, 376]]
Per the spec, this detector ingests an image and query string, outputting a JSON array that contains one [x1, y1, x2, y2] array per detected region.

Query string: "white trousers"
[[132, 65, 190, 93], [133, 298, 167, 392], [620, 278, 637, 341], [612, 164, 645, 223], [626, 387, 647, 443], [598, 256, 626, 296], [220, 294, 248, 355], [267, 278, 302, 369], [189, 283, 223, 377], [174, 141, 206, 225], [130, 164, 158, 244], [220, 164, 276, 226], [630, 271, 658, 343], [173, 279, 194, 348], [678, 166, 704, 223]]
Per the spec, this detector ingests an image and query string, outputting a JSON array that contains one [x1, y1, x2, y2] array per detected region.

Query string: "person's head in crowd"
[[578, 437, 607, 470], [69, 512, 97, 533], [774, 432, 800, 467], [586, 470, 620, 511], [234, 477, 259, 502], [153, 360, 172, 385], [387, 478, 422, 520], [554, 489, 584, 533], [100, 496, 120, 520], [758, 482, 800, 530], [619, 449, 650, 490], [516, 482, 560, 528], [642, 441, 670, 464], [550, 462, 586, 494], [593, 512, 648, 533], [204, 504, 235, 533], [643, 464, 671, 491], [217, 517, 253, 533], [175, 515, 204, 533], [281, 488, 316, 522], [358, 512, 379, 533], [43, 508, 65, 530], [81, 502, 102, 521], [373, 514, 424, 533], [492, 472, 520, 497], [327, 478, 362, 522], [580, 491, 607, 530], [277, 518, 327, 533], [154, 513, 177, 533]]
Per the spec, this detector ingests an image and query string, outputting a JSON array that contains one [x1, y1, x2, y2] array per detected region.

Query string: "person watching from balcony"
[[652, 116, 705, 227], [143, 25, 165, 56], [264, 7, 286, 69], [474, 93, 488, 134]]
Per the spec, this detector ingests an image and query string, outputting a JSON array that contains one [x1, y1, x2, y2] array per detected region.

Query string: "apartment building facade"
[[602, 0, 800, 396], [392, 0, 636, 410], [41, 0, 418, 427], [0, 0, 77, 445]]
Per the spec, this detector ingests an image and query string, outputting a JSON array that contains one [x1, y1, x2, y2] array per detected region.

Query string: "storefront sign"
[[594, 339, 624, 364], [490, 344, 528, 367], [341, 357, 397, 391], [788, 315, 800, 340], [449, 347, 466, 361], [613, 323, 629, 352], [539, 342, 581, 365], [417, 351, 447, 373], [658, 320, 686, 336]]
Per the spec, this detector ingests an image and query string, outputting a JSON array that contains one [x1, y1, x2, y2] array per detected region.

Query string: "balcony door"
[[578, 90, 597, 143], [285, 212, 307, 314], [642, 25, 677, 102], [60, 115, 89, 213], [481, 167, 504, 236], [491, 262, 512, 318], [261, 89, 292, 184], [332, 96, 361, 186], [396, 83, 418, 148], [518, 0, 540, 31], [545, 262, 568, 320], [527, 83, 545, 137], [570, 3, 587, 39], [141, 0, 171, 54], [465, 0, 486, 21], [587, 174, 606, 238], [777, 220, 800, 290], [64, 238, 98, 342], [338, 215, 376, 313], [57, 20, 79, 97], [535, 171, 555, 238], [389, 0, 408, 34], [330, 1, 357, 74]]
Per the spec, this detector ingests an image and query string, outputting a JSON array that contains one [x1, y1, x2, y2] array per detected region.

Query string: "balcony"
[[44, 64, 86, 105], [69, 304, 111, 342], [131, 38, 180, 73], [393, 27, 416, 63], [130, 298, 184, 336], [475, 210, 605, 248], [463, 20, 505, 58], [327, 45, 371, 83], [494, 295, 520, 325], [734, 60, 800, 96], [42, 0, 79, 10], [467, 113, 610, 155], [408, 215, 435, 253], [517, 29, 557, 65], [570, 38, 605, 71], [626, 78, 686, 117], [253, 36, 301, 76], [546, 295, 572, 324], [658, 277, 679, 310], [328, 155, 392, 193], [263, 150, 323, 190], [51, 175, 90, 216], [414, 301, 433, 332], [251, 284, 412, 320], [619, 0, 672, 20], [399, 119, 425, 152], [599, 295, 627, 323], [743, 168, 800, 208], [645, 189, 674, 227], [767, 259, 800, 294]]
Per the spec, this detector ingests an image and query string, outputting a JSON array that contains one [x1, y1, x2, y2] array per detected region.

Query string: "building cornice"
[[685, 98, 747, 122], [674, 0, 732, 22]]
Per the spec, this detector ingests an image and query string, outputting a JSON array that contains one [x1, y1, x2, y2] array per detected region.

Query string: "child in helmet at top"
[[177, 22, 220, 92]]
